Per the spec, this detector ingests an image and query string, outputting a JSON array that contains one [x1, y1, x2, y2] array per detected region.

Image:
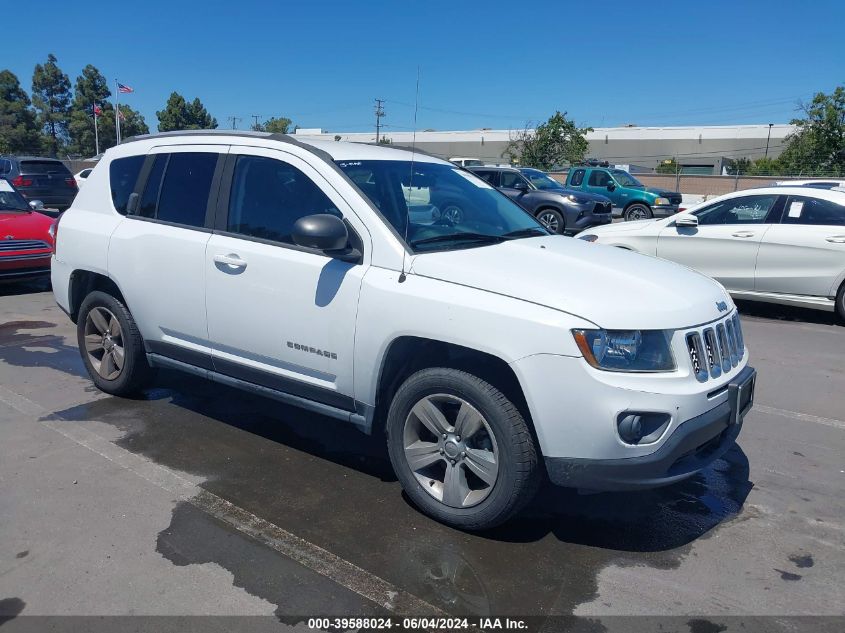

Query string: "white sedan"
[[577, 186, 845, 319]]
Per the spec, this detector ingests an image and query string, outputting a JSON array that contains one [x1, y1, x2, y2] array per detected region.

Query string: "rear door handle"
[[826, 236, 845, 243], [731, 231, 755, 238], [213, 253, 247, 268]]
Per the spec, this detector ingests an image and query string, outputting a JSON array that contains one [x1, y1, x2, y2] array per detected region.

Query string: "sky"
[[5, 0, 845, 135]]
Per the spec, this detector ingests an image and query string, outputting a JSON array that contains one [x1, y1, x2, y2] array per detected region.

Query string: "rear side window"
[[109, 155, 145, 215], [137, 154, 168, 218], [153, 153, 218, 227], [227, 155, 339, 244], [570, 169, 585, 186], [0, 159, 11, 175], [472, 170, 499, 186], [20, 160, 71, 176], [782, 196, 845, 226]]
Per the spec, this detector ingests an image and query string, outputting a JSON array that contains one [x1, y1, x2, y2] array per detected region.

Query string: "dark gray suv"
[[469, 166, 612, 234], [0, 156, 78, 213]]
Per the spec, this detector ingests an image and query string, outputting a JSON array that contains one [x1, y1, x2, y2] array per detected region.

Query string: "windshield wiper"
[[502, 228, 548, 239], [410, 232, 506, 247]]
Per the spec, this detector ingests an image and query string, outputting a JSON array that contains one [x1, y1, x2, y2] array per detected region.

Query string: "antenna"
[[399, 67, 420, 284]]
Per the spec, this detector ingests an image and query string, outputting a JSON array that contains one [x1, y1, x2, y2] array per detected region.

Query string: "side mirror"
[[29, 200, 45, 210], [606, 182, 616, 192], [513, 181, 529, 192], [292, 214, 359, 261], [675, 215, 698, 227]]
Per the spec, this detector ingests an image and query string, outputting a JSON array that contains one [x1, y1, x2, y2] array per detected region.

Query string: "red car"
[[0, 179, 55, 282]]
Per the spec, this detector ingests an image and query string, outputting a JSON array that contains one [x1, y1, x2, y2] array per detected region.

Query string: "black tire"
[[536, 208, 566, 234], [77, 290, 154, 396], [386, 367, 540, 530], [836, 282, 845, 322], [624, 203, 653, 221]]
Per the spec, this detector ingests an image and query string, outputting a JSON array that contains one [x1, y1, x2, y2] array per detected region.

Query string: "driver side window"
[[227, 155, 341, 244], [695, 195, 780, 226], [500, 171, 528, 188], [588, 170, 610, 187]]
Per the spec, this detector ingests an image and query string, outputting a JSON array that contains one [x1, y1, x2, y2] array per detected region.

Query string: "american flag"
[[117, 108, 126, 121], [117, 82, 134, 94], [93, 103, 102, 116]]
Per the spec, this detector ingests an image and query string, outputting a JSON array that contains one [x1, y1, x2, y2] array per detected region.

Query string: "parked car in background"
[[774, 179, 845, 190], [0, 179, 54, 282], [51, 130, 754, 529], [578, 186, 845, 319], [565, 165, 681, 221], [469, 166, 612, 234], [449, 157, 485, 167], [75, 167, 94, 188], [518, 167, 569, 191], [0, 156, 78, 212]]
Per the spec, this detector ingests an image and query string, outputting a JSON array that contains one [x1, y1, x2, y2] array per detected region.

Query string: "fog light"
[[617, 412, 671, 445]]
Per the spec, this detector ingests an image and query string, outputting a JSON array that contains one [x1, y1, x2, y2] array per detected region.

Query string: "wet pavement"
[[1, 283, 843, 621]]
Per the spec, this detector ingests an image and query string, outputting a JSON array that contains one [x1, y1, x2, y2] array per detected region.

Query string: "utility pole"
[[374, 99, 385, 143], [228, 116, 242, 130], [251, 114, 262, 131], [764, 123, 774, 159]]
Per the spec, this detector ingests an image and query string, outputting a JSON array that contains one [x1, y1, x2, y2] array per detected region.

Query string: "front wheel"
[[386, 368, 540, 530], [836, 282, 845, 322], [536, 208, 566, 234], [624, 203, 653, 221]]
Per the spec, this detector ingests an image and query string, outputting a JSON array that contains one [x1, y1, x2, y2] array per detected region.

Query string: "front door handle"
[[731, 231, 755, 238], [213, 253, 247, 268], [826, 236, 845, 243]]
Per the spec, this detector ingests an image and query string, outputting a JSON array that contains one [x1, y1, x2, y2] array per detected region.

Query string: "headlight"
[[572, 329, 676, 372], [654, 197, 670, 206], [578, 234, 598, 242], [566, 194, 587, 203]]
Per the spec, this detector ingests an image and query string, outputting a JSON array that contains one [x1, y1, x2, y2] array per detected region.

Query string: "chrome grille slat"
[[0, 239, 50, 252], [686, 313, 746, 382]]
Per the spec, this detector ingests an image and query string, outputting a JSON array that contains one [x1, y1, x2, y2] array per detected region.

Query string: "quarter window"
[[227, 155, 340, 244], [108, 155, 145, 215], [781, 196, 845, 226], [154, 152, 218, 227], [694, 195, 779, 226], [570, 169, 585, 186]]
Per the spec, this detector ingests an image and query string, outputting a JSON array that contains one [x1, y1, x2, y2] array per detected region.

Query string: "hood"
[[646, 187, 682, 200], [0, 210, 53, 241], [409, 236, 732, 330], [546, 188, 611, 203]]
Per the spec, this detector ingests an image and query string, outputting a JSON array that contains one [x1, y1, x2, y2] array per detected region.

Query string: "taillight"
[[12, 175, 33, 187], [48, 217, 60, 255], [65, 177, 77, 188]]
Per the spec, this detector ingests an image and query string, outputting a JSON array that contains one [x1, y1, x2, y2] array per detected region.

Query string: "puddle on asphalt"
[[49, 369, 754, 617], [0, 319, 85, 377]]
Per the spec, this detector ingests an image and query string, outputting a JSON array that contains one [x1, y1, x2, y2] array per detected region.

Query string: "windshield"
[[611, 170, 643, 187], [522, 169, 565, 191], [336, 160, 548, 252], [0, 180, 30, 212]]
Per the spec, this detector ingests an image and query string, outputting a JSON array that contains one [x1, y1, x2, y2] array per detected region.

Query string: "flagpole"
[[93, 103, 100, 155], [115, 79, 121, 144]]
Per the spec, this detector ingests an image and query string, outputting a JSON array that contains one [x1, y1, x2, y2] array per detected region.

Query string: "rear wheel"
[[624, 203, 652, 221], [536, 208, 565, 234], [77, 291, 154, 396], [836, 282, 845, 322], [386, 368, 540, 530]]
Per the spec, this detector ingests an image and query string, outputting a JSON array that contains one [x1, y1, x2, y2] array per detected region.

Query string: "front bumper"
[[567, 202, 613, 232], [652, 204, 680, 218], [545, 366, 755, 490], [0, 253, 52, 281]]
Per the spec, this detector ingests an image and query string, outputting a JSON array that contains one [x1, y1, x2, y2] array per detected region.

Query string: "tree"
[[778, 87, 845, 176], [262, 116, 292, 134], [67, 65, 111, 156], [723, 157, 751, 175], [31, 54, 72, 155], [746, 157, 784, 176], [0, 70, 44, 154], [656, 158, 679, 174], [156, 92, 217, 131], [503, 111, 591, 170], [377, 136, 392, 145]]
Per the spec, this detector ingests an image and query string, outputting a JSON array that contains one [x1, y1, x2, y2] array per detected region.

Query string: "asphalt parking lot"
[[1, 280, 843, 626]]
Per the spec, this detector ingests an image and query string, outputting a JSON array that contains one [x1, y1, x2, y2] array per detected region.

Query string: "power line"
[[374, 98, 385, 143], [251, 114, 262, 130], [227, 115, 242, 130]]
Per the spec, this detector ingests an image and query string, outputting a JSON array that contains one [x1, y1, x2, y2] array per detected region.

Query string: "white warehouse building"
[[294, 124, 795, 174]]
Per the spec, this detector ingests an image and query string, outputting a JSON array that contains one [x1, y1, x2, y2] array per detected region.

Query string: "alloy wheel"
[[402, 394, 499, 508], [538, 211, 560, 233], [83, 307, 125, 380]]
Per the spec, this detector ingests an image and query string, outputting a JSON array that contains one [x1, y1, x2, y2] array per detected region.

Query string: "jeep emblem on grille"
[[716, 301, 728, 312]]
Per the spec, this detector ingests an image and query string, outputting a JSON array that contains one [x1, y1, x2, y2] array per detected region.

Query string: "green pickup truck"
[[565, 165, 682, 221]]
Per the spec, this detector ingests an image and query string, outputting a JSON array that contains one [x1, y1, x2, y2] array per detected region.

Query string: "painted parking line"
[[0, 383, 442, 616], [753, 404, 845, 431]]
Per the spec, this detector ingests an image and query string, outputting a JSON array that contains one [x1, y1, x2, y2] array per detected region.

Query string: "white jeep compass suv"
[[51, 131, 756, 530]]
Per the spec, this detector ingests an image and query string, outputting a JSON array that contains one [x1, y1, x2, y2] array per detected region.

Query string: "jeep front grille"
[[686, 313, 745, 382]]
